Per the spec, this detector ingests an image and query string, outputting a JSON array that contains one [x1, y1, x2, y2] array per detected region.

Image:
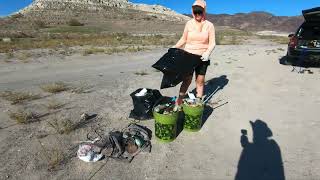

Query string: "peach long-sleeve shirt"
[[175, 19, 216, 56]]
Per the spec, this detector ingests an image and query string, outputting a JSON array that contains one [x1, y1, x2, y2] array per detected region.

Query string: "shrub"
[[68, 19, 84, 26]]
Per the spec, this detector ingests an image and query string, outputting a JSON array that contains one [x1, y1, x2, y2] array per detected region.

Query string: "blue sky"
[[0, 0, 319, 17]]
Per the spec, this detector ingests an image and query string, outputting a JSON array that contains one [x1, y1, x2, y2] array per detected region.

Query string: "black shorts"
[[195, 60, 210, 75], [190, 54, 210, 75], [183, 50, 210, 76]]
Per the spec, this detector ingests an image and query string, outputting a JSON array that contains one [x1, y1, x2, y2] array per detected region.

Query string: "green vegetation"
[[0, 91, 41, 104], [0, 32, 179, 53], [8, 109, 39, 124], [37, 139, 65, 171], [5, 52, 14, 59], [46, 99, 65, 110], [33, 20, 47, 29], [68, 19, 84, 26], [83, 47, 105, 55], [258, 35, 289, 44], [46, 149, 65, 171], [40, 82, 70, 94], [215, 29, 252, 45], [44, 26, 102, 34], [16, 52, 32, 62], [48, 118, 75, 135]]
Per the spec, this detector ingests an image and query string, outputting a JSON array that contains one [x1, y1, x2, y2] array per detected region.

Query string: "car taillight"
[[289, 36, 298, 48]]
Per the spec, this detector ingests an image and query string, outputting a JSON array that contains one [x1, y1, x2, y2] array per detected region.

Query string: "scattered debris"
[[77, 144, 103, 162], [134, 71, 149, 76], [135, 88, 147, 97], [80, 113, 90, 121], [183, 93, 203, 107], [298, 69, 314, 74], [80, 123, 152, 163], [265, 49, 278, 55], [183, 98, 203, 107], [154, 96, 180, 115]]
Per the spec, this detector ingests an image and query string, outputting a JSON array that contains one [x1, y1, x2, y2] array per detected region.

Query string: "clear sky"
[[0, 0, 319, 17]]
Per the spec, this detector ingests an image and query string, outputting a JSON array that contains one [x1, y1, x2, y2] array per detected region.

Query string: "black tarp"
[[152, 48, 201, 89]]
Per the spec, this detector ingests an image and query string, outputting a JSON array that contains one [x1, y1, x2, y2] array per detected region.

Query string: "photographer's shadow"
[[235, 119, 285, 180]]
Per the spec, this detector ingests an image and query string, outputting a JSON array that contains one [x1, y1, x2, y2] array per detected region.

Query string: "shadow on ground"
[[235, 119, 285, 180], [279, 55, 320, 68], [190, 75, 229, 129], [191, 75, 229, 103]]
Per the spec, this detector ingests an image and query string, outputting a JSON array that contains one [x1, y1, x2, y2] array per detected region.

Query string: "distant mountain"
[[190, 12, 304, 33]]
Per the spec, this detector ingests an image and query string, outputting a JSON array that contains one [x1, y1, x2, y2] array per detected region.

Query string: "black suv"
[[283, 7, 320, 65]]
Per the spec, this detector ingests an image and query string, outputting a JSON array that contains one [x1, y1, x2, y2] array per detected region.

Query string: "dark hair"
[[193, 5, 204, 15]]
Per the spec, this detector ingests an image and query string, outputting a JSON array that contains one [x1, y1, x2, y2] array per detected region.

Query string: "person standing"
[[173, 0, 216, 105]]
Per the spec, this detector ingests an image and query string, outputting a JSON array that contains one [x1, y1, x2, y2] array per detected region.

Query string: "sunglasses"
[[193, 6, 204, 15]]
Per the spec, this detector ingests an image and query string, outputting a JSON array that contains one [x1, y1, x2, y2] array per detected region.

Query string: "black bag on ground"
[[129, 88, 162, 120]]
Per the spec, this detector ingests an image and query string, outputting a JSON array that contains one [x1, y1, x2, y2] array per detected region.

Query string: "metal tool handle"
[[203, 86, 220, 104]]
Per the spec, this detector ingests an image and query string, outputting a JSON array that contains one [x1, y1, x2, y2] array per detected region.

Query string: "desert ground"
[[0, 38, 319, 180]]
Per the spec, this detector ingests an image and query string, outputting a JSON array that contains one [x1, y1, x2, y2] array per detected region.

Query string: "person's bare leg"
[[176, 75, 193, 105], [196, 74, 205, 98]]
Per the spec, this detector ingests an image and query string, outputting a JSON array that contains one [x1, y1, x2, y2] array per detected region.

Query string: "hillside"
[[205, 11, 304, 33], [0, 0, 190, 35]]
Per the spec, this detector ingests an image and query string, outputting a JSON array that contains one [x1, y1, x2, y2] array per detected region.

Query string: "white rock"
[[2, 38, 11, 43]]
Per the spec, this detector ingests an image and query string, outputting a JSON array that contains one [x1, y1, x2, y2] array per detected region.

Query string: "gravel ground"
[[0, 39, 319, 180]]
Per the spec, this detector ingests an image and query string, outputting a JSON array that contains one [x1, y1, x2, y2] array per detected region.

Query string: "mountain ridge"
[[204, 11, 304, 33], [17, 0, 190, 22]]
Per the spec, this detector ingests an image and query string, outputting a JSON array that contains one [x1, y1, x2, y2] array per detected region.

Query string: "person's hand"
[[201, 51, 210, 61]]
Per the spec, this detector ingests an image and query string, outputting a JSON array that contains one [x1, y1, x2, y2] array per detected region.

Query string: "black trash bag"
[[152, 48, 201, 74], [129, 88, 162, 120], [160, 72, 186, 89], [152, 48, 201, 89]]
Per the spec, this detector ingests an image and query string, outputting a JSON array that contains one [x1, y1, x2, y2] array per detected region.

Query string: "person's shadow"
[[191, 75, 229, 103], [235, 119, 285, 180], [190, 75, 229, 127]]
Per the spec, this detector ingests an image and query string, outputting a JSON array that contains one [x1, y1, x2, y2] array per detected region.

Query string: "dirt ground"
[[0, 39, 320, 180]]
